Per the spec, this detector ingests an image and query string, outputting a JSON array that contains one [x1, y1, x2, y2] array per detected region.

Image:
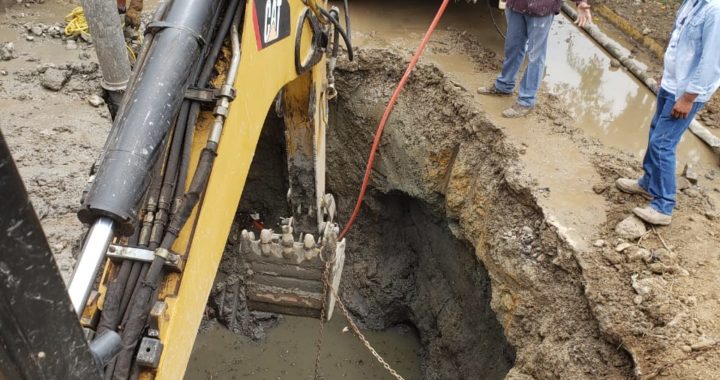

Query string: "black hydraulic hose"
[[119, 9, 242, 376], [329, 9, 341, 58], [343, 0, 352, 44], [95, 133, 169, 340], [96, 262, 132, 335], [319, 7, 354, 61], [150, 118, 188, 248], [112, 4, 236, 379], [177, 0, 242, 209], [199, 0, 241, 84]]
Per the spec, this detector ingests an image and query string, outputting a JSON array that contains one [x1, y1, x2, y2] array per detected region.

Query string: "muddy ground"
[[595, 0, 720, 128], [1, 0, 109, 281], [3, 1, 720, 379]]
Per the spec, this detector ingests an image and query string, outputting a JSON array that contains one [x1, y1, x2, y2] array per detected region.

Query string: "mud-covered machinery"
[[1, 0, 352, 379]]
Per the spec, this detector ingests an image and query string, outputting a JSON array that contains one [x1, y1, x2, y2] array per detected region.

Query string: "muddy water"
[[348, 0, 717, 167], [187, 317, 421, 379]]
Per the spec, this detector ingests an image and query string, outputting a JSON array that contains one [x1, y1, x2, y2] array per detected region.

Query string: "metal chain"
[[320, 266, 406, 380], [313, 260, 331, 379]]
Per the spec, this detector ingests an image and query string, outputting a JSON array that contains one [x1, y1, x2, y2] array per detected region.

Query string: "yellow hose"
[[64, 6, 137, 62]]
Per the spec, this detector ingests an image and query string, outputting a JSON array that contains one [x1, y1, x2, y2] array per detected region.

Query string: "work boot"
[[502, 104, 533, 118], [632, 206, 672, 226], [615, 178, 653, 200], [477, 84, 512, 97]]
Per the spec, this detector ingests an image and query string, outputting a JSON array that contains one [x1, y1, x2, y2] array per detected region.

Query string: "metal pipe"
[[209, 22, 242, 145], [68, 217, 116, 315], [79, 0, 131, 107]]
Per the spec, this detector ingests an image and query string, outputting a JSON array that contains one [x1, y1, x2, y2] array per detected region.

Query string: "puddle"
[[544, 18, 714, 166], [186, 316, 422, 379], [346, 0, 717, 168], [0, 2, 87, 72]]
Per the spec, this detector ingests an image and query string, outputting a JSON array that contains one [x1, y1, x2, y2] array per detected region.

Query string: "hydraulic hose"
[[115, 8, 243, 378], [339, 0, 450, 240], [318, 7, 353, 62]]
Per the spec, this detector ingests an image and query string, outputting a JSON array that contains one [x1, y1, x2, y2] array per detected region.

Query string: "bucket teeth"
[[241, 228, 322, 265], [239, 219, 346, 320]]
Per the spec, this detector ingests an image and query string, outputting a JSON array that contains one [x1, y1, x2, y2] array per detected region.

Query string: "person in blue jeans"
[[478, 0, 592, 118], [617, 0, 720, 225]]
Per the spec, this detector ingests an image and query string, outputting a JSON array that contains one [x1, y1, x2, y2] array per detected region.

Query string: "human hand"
[[576, 2, 592, 27], [671, 97, 694, 119]]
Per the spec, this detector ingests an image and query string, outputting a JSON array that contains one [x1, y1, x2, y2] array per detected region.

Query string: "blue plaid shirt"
[[662, 0, 720, 102]]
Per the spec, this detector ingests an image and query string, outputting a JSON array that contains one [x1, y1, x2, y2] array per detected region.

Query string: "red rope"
[[339, 0, 451, 240]]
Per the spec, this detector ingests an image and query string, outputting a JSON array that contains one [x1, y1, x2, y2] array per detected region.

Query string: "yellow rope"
[[64, 6, 137, 62]]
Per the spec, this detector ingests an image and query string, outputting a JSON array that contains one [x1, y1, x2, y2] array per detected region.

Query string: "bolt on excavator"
[[0, 0, 352, 378]]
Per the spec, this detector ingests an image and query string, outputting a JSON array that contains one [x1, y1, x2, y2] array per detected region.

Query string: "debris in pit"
[[41, 67, 70, 91], [615, 215, 647, 240]]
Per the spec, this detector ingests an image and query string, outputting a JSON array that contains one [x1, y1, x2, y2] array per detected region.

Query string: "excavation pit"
[[187, 50, 518, 379]]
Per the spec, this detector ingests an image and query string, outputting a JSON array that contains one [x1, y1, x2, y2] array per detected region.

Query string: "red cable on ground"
[[339, 0, 451, 240]]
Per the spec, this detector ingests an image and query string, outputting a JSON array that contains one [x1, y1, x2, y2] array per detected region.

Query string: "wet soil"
[[1, 0, 109, 281], [344, 1, 720, 378], [5, 1, 720, 379]]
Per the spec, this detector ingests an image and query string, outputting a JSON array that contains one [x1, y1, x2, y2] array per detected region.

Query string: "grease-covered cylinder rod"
[[68, 217, 116, 315]]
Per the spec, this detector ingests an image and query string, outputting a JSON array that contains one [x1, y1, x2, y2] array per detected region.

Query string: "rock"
[[593, 239, 606, 248], [615, 215, 647, 240], [0, 70, 7, 76], [681, 345, 692, 353], [41, 68, 70, 91], [66, 39, 78, 50], [87, 95, 104, 108], [626, 246, 652, 262], [705, 210, 719, 221], [649, 262, 690, 276], [684, 188, 702, 198], [653, 248, 677, 265], [683, 163, 699, 184], [706, 170, 716, 181], [609, 59, 621, 69], [30, 25, 43, 36], [80, 32, 92, 43], [642, 27, 652, 35], [47, 25, 62, 38], [25, 35, 34, 42], [592, 184, 609, 194], [0, 42, 17, 61], [677, 177, 692, 191], [691, 338, 716, 351], [631, 274, 652, 296], [615, 242, 633, 252], [519, 226, 534, 244]]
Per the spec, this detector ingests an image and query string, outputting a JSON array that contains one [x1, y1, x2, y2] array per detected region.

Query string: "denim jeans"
[[494, 8, 554, 107], [639, 88, 705, 215]]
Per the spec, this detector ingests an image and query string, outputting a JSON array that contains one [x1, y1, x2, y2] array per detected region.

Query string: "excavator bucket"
[[239, 215, 346, 320], [236, 64, 348, 320]]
